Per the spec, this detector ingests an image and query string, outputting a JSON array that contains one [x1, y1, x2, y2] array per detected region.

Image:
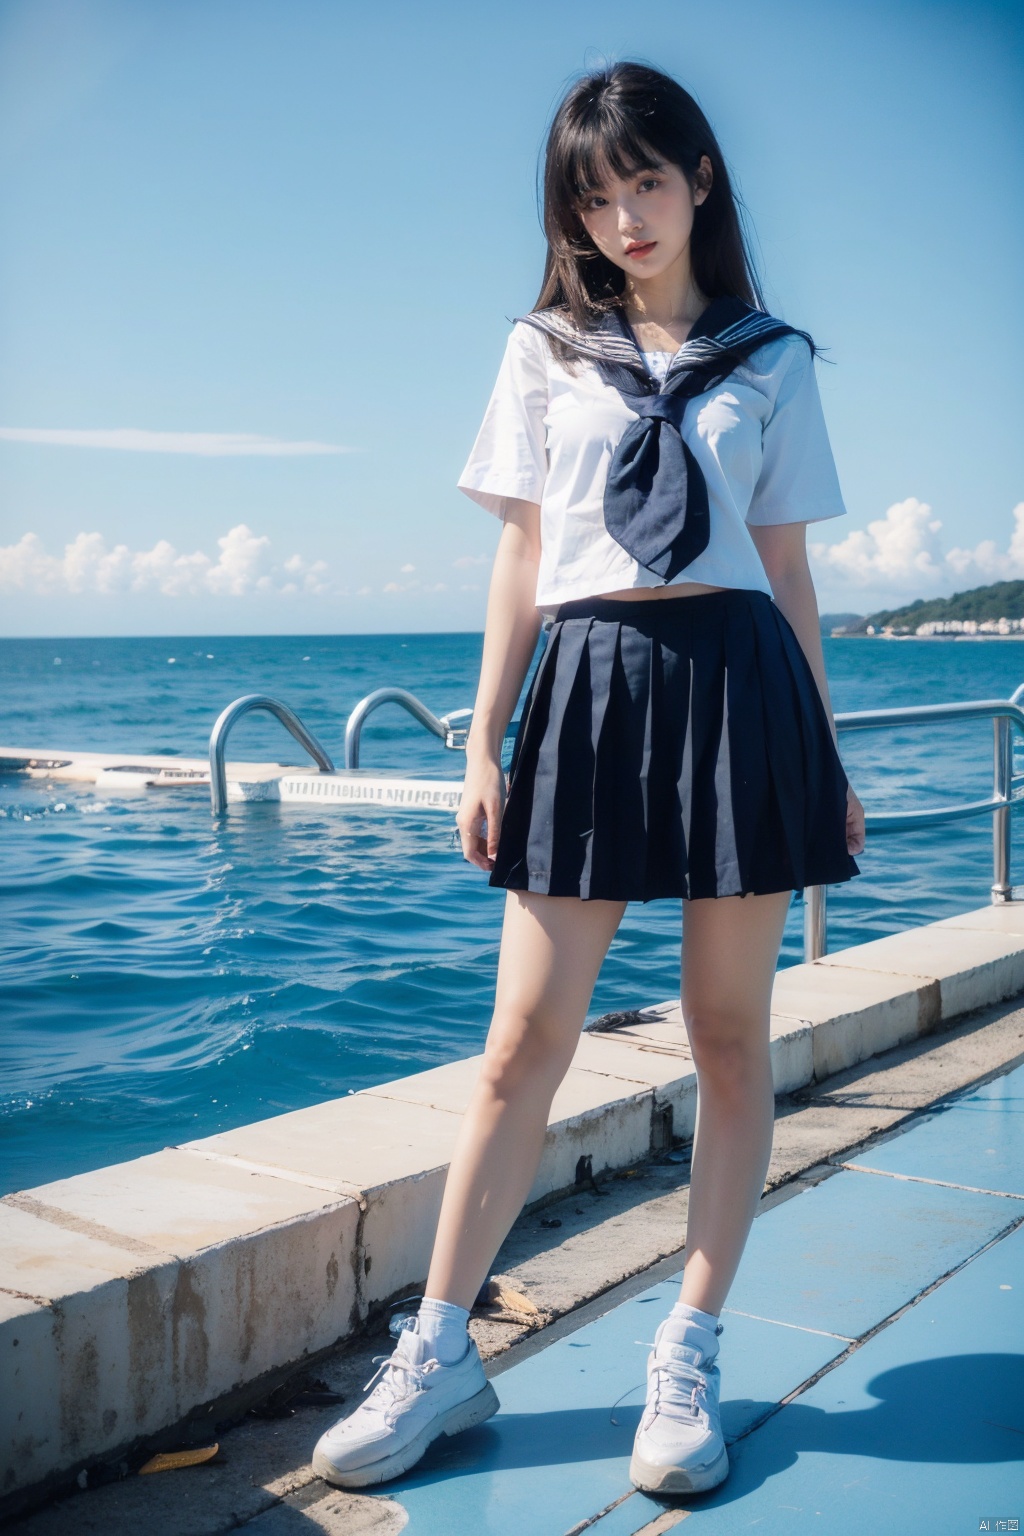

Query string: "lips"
[[625, 241, 656, 257]]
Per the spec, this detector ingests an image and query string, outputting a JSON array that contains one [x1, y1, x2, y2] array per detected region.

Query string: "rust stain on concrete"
[[127, 1269, 167, 1426], [170, 1263, 209, 1400]]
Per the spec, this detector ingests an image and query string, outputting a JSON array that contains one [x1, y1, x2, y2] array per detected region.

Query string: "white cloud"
[[0, 427, 350, 456], [282, 553, 331, 595], [947, 506, 1024, 582], [453, 554, 490, 568], [204, 525, 272, 596], [130, 540, 211, 597], [810, 499, 1024, 600], [0, 533, 58, 591], [382, 568, 423, 594], [0, 523, 336, 598]]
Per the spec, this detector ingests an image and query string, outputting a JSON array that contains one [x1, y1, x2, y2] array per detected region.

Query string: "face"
[[576, 152, 713, 281]]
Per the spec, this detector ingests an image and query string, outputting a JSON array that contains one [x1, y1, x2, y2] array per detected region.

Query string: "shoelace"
[[649, 1355, 711, 1424], [360, 1350, 435, 1426]]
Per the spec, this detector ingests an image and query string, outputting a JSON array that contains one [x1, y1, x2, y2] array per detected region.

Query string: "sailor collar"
[[513, 295, 792, 389]]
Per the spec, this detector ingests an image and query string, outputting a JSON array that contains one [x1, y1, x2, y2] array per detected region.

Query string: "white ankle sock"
[[669, 1300, 721, 1332], [417, 1297, 470, 1364], [662, 1300, 722, 1361]]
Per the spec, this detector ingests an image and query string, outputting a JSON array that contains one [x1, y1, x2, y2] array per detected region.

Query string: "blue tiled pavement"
[[723, 1159, 1014, 1338], [382, 1062, 1024, 1535], [669, 1221, 1024, 1533], [845, 1060, 1024, 1196]]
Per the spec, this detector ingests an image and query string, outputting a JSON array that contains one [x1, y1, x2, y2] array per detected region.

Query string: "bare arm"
[[456, 497, 543, 871], [749, 521, 865, 856], [750, 522, 837, 740]]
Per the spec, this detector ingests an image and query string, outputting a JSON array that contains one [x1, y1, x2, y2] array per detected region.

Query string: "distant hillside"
[[819, 611, 864, 637], [836, 581, 1024, 636]]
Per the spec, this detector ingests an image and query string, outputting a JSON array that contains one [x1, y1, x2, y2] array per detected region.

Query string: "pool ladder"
[[208, 687, 479, 816]]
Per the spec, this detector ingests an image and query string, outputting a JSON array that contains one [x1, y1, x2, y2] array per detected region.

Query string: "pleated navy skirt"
[[489, 588, 859, 903]]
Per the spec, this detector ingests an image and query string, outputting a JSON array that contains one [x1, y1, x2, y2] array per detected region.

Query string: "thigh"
[[489, 889, 626, 1058], [681, 891, 791, 1034]]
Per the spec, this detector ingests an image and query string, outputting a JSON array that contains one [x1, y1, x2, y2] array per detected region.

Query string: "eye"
[[583, 194, 608, 210], [638, 177, 660, 192]]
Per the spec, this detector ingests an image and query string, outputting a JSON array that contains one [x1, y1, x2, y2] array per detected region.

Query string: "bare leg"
[[677, 890, 791, 1316], [424, 888, 626, 1309]]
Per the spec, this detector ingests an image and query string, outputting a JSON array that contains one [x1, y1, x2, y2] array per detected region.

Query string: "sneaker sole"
[[311, 1380, 500, 1489], [629, 1441, 730, 1496]]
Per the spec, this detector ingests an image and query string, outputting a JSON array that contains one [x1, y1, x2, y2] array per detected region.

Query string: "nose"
[[617, 200, 642, 234]]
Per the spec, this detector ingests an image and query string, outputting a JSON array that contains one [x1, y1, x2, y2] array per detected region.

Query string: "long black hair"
[[533, 61, 815, 364]]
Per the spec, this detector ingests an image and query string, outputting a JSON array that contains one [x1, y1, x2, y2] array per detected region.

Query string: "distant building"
[[914, 617, 1024, 636], [829, 615, 1024, 638]]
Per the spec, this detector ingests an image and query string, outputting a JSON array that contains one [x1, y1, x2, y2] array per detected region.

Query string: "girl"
[[313, 59, 864, 1498]]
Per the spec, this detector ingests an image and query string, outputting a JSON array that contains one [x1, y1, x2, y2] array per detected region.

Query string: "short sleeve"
[[456, 321, 549, 518], [745, 337, 847, 526]]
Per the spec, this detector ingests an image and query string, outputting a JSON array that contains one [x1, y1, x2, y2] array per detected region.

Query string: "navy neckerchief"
[[515, 296, 809, 582]]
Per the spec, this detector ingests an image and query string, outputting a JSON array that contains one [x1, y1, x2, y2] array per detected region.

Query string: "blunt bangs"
[[565, 113, 665, 202]]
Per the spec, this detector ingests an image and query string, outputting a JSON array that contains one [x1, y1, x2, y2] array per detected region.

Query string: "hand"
[[456, 754, 507, 871], [846, 783, 866, 856]]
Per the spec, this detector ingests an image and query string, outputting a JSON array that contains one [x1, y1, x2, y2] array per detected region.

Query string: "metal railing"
[[803, 694, 1024, 962], [344, 688, 474, 769], [209, 695, 335, 815]]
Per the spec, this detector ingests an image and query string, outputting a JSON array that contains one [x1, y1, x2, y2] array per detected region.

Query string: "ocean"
[[2, 632, 1023, 1196]]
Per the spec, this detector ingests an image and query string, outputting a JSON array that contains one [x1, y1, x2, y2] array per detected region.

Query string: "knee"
[[478, 1012, 574, 1101], [684, 1003, 769, 1090]]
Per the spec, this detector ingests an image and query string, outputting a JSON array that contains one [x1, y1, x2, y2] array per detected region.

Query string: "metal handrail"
[[803, 694, 1024, 962], [209, 694, 334, 815], [344, 689, 512, 768], [835, 698, 1024, 735]]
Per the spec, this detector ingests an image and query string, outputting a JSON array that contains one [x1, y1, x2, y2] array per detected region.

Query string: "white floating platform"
[[0, 747, 464, 811]]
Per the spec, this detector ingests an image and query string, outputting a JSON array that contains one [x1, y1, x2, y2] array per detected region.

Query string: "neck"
[[621, 248, 706, 331]]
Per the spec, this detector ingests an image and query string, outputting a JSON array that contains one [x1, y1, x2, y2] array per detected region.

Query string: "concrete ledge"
[[772, 960, 935, 1081], [4, 903, 1024, 1503], [1, 1154, 359, 1500], [818, 920, 1024, 1019]]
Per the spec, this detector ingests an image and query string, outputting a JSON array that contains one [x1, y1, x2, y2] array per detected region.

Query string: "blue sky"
[[1, 0, 1021, 635]]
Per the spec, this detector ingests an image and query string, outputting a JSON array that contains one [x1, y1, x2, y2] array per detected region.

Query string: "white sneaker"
[[629, 1316, 729, 1495], [311, 1317, 499, 1488]]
